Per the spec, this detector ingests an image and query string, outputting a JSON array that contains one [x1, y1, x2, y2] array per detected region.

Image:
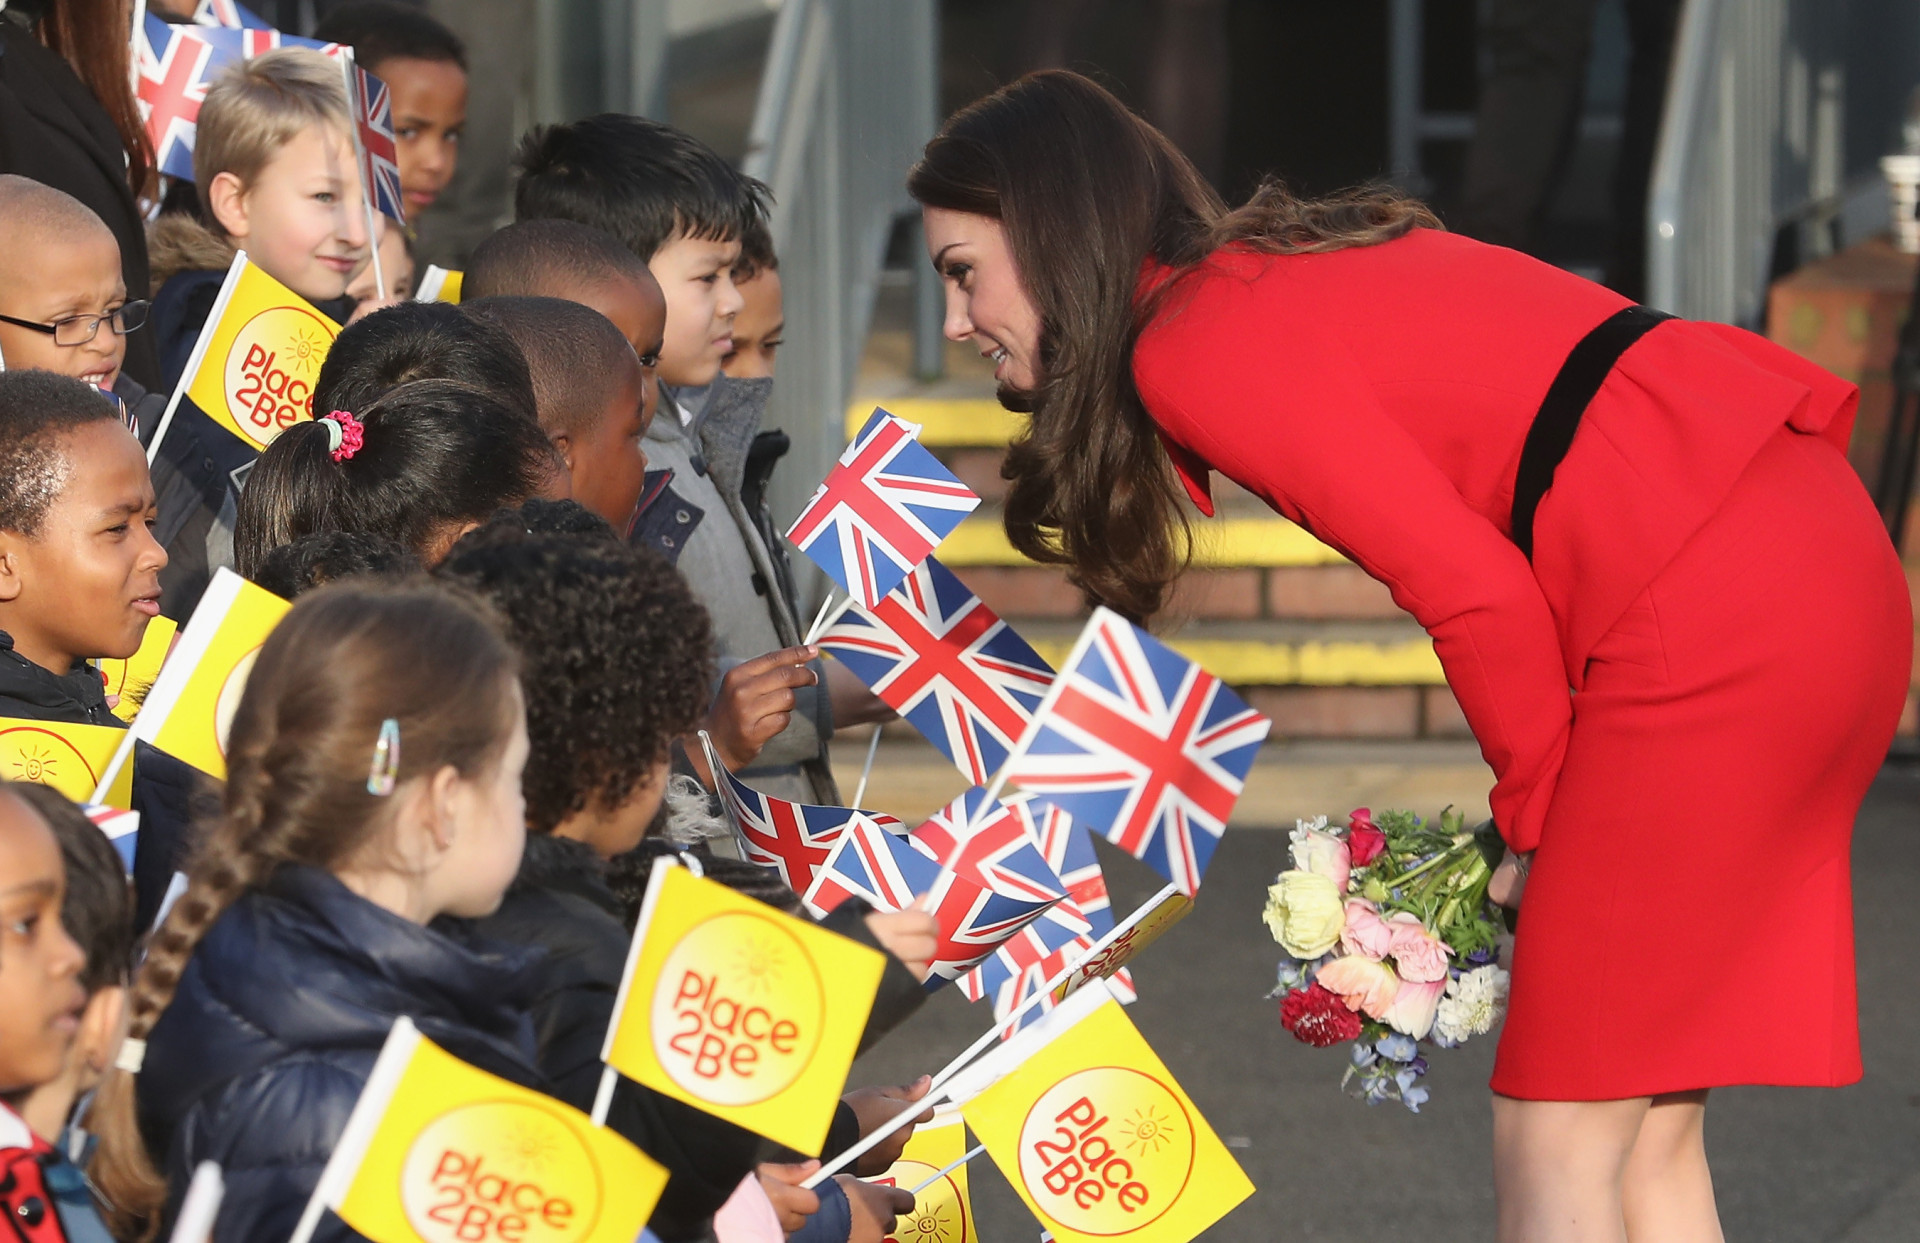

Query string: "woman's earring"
[[368, 718, 401, 796]]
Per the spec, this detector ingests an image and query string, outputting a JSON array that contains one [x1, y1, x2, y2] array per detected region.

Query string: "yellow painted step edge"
[[939, 515, 1348, 569], [847, 398, 1024, 447], [1022, 636, 1446, 686]]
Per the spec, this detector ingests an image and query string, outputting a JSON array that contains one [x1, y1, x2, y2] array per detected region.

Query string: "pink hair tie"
[[321, 410, 365, 463]]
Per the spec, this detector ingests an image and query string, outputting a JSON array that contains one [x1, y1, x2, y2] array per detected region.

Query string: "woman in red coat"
[[909, 72, 1912, 1242]]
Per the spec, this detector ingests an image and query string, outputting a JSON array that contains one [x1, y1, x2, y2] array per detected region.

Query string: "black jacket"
[[0, 633, 206, 927], [0, 4, 161, 390], [139, 866, 548, 1243], [464, 838, 929, 1242]]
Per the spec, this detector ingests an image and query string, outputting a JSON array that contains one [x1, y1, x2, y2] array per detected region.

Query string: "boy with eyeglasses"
[[0, 177, 157, 438]]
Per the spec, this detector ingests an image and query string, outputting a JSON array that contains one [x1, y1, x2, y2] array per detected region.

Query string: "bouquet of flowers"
[[1263, 807, 1511, 1111]]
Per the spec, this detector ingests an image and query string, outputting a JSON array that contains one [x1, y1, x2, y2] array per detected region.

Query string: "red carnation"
[[1347, 807, 1387, 868], [1279, 983, 1364, 1048]]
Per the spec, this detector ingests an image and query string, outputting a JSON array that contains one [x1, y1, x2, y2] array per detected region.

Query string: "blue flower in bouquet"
[[1375, 1033, 1418, 1063], [1270, 952, 1322, 996], [1349, 1042, 1378, 1070]]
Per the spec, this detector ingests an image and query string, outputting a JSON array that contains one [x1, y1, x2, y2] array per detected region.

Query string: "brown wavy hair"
[[89, 578, 521, 1238], [37, 0, 154, 194], [907, 70, 1438, 620]]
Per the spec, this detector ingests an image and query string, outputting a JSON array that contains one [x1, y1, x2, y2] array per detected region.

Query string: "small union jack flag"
[[349, 64, 405, 223], [714, 764, 903, 896], [82, 805, 140, 875], [954, 796, 1107, 1005], [805, 817, 1060, 989], [136, 17, 341, 181], [785, 410, 979, 608], [819, 556, 1053, 785], [1002, 607, 1271, 897], [908, 787, 1085, 930], [193, 0, 271, 27]]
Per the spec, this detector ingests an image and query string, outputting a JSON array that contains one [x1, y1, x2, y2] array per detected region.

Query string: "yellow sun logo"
[[733, 934, 787, 995], [284, 325, 327, 371], [1123, 1104, 1178, 1155], [8, 744, 57, 783], [502, 1118, 564, 1174], [896, 1201, 954, 1242]]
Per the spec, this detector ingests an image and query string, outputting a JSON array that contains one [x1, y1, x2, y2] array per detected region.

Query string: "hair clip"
[[116, 1037, 146, 1074], [321, 410, 365, 463], [367, 717, 400, 796]]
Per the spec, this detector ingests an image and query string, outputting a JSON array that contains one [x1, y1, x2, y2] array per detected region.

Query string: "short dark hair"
[[312, 301, 539, 423], [250, 531, 422, 600], [312, 0, 465, 71], [509, 498, 618, 540], [0, 371, 120, 536], [512, 114, 771, 262], [8, 784, 134, 994], [734, 214, 779, 281], [437, 520, 713, 835], [234, 379, 561, 574], [465, 219, 653, 302], [463, 296, 637, 437]]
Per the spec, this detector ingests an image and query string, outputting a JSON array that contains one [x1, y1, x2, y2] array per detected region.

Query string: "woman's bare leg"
[[1493, 1094, 1650, 1243], [1622, 1090, 1722, 1243]]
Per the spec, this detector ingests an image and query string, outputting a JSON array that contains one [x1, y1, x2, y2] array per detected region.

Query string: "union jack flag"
[[805, 817, 1060, 989], [193, 0, 271, 27], [1002, 608, 1271, 897], [82, 805, 139, 875], [954, 796, 1110, 1005], [349, 64, 405, 223], [135, 17, 341, 181], [909, 787, 1085, 931], [715, 764, 902, 896], [785, 410, 979, 608], [819, 556, 1053, 785]]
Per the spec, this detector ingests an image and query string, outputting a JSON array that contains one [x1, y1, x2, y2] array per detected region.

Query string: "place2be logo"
[[221, 305, 332, 449], [649, 909, 825, 1105], [399, 1100, 606, 1243], [1017, 1068, 1196, 1236]]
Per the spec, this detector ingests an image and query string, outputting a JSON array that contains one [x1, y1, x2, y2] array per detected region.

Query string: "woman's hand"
[[1489, 848, 1532, 909], [702, 647, 820, 773], [864, 906, 938, 980]]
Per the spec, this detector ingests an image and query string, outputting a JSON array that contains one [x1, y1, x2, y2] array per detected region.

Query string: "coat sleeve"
[[1134, 280, 1572, 851]]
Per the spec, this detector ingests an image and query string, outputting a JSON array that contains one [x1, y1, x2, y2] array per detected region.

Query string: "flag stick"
[[146, 251, 247, 467], [590, 1064, 619, 1127], [694, 729, 755, 860], [850, 724, 883, 809], [90, 728, 139, 808], [167, 1162, 224, 1243], [908, 1144, 985, 1196], [803, 592, 837, 645], [338, 53, 386, 302], [803, 883, 1176, 1188]]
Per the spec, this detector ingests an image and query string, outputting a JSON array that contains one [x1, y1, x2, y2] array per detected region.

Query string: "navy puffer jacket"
[[137, 865, 549, 1243]]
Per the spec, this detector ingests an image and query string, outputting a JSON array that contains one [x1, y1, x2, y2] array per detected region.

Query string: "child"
[[248, 530, 421, 600], [0, 372, 165, 723], [515, 116, 896, 804], [312, 0, 468, 220], [148, 49, 369, 389], [94, 578, 539, 1243], [0, 178, 160, 434], [313, 299, 539, 421], [346, 214, 416, 310], [233, 378, 561, 573], [465, 218, 665, 362], [0, 784, 91, 1242], [463, 295, 653, 531], [437, 520, 934, 1243], [722, 216, 783, 381]]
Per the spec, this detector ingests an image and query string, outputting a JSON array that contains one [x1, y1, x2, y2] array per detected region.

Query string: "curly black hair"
[[603, 841, 803, 931], [436, 520, 714, 834], [249, 531, 421, 600], [0, 371, 119, 535]]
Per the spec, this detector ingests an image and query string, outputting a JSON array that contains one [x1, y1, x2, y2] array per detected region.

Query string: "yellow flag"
[[100, 614, 178, 724], [178, 251, 338, 453], [1051, 885, 1192, 1003], [875, 1109, 975, 1243], [0, 719, 133, 808], [128, 568, 289, 781], [296, 1017, 666, 1243], [601, 859, 884, 1155], [961, 984, 1253, 1243], [416, 266, 463, 303]]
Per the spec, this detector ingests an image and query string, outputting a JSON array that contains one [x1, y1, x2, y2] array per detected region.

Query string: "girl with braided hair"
[[88, 578, 537, 1243]]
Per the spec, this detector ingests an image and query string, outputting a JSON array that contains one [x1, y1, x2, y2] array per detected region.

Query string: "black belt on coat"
[[1510, 304, 1676, 560]]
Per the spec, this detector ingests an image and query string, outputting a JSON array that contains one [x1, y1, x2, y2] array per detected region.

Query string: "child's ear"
[[550, 431, 576, 472], [206, 171, 252, 241], [78, 985, 126, 1082], [0, 534, 25, 604]]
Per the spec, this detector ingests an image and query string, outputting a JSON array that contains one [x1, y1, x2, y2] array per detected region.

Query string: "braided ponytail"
[[90, 577, 522, 1235]]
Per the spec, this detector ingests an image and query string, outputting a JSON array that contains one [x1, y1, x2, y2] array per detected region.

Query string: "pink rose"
[[1383, 977, 1446, 1039], [1347, 808, 1386, 867], [1315, 955, 1401, 1020], [1339, 900, 1395, 960], [1385, 913, 1452, 983], [1291, 829, 1351, 892]]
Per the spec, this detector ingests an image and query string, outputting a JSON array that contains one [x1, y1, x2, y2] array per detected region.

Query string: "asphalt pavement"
[[845, 758, 1920, 1242]]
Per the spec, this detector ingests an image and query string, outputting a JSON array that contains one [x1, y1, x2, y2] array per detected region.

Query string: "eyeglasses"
[[0, 300, 150, 347]]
